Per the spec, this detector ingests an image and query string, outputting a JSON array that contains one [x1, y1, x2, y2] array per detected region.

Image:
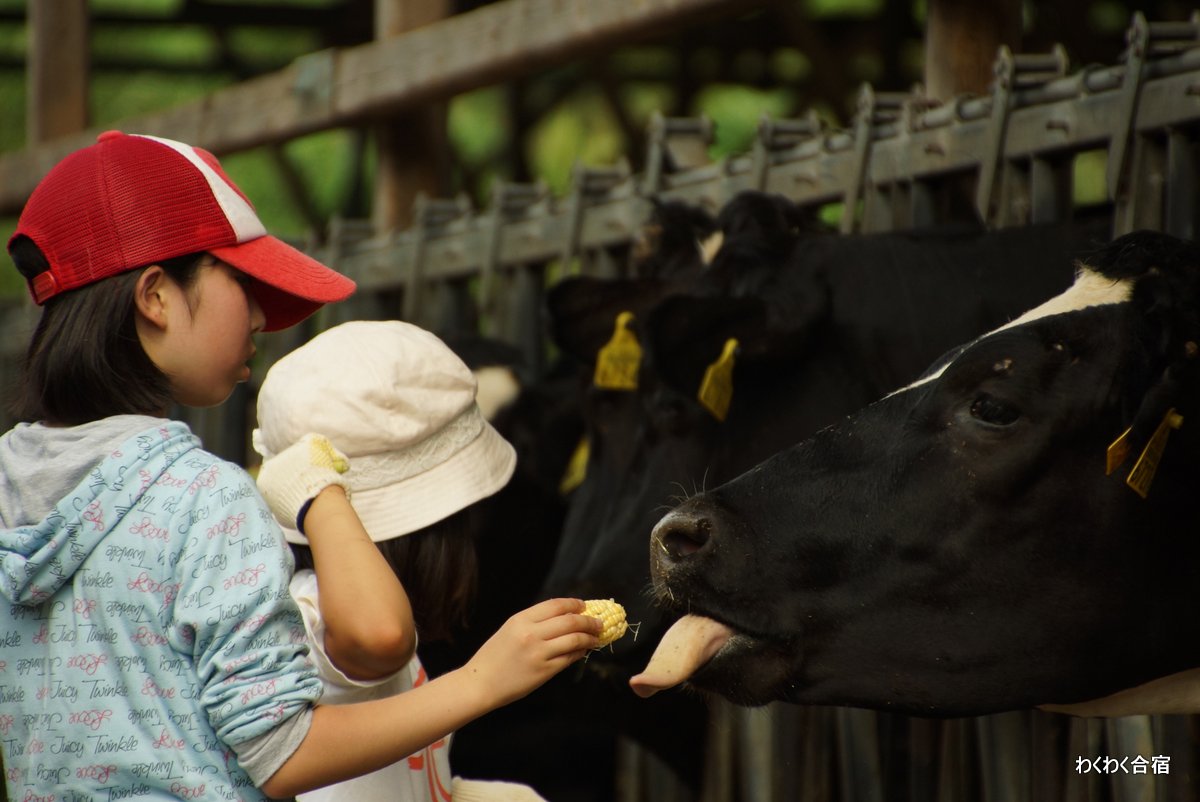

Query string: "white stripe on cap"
[[137, 134, 267, 243]]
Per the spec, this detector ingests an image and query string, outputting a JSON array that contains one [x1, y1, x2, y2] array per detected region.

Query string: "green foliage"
[[91, 73, 229, 128], [692, 84, 795, 159], [223, 150, 309, 236], [620, 83, 676, 129], [92, 24, 216, 66], [1073, 149, 1108, 208], [0, 216, 19, 296], [225, 26, 323, 67], [528, 87, 626, 194], [1088, 0, 1132, 34], [804, 0, 882, 17], [90, 0, 183, 12], [449, 87, 510, 167]]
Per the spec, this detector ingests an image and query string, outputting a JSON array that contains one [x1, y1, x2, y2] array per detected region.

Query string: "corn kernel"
[[584, 598, 628, 647]]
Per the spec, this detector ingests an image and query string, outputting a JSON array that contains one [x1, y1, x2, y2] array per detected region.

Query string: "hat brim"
[[282, 420, 517, 546], [211, 235, 356, 332]]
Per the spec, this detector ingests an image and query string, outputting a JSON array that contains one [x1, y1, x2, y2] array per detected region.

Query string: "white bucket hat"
[[252, 320, 517, 545]]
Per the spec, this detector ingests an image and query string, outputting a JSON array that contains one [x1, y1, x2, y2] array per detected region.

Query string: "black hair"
[[290, 503, 481, 643], [8, 236, 206, 425]]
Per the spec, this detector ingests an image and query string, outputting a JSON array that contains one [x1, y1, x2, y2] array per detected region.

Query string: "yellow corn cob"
[[583, 598, 628, 647]]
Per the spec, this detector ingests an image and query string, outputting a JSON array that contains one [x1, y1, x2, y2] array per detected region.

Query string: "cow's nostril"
[[656, 515, 710, 562]]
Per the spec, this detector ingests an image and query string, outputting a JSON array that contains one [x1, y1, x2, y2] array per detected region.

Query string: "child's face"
[[161, 258, 266, 407]]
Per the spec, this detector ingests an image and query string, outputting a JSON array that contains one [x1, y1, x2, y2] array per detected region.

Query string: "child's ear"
[[133, 265, 170, 329]]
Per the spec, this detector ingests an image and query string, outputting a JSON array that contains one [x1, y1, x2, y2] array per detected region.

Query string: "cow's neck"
[[1038, 667, 1200, 717]]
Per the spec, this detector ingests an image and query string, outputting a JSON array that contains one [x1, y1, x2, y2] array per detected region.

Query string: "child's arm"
[[304, 486, 416, 679], [257, 434, 416, 680], [260, 597, 601, 796]]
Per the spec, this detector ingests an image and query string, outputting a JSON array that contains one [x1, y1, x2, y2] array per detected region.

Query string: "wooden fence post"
[[923, 0, 1021, 102], [374, 0, 453, 241], [28, 1, 89, 144]]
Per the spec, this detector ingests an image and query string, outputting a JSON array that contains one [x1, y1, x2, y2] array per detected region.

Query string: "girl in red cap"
[[0, 133, 599, 800]]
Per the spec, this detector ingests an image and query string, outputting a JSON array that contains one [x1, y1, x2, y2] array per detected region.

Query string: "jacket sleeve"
[[166, 454, 323, 748]]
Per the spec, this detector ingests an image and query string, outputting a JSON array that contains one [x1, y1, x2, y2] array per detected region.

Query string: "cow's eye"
[[970, 393, 1020, 426]]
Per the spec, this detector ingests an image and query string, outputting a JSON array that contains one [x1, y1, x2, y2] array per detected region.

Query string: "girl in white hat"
[[254, 320, 588, 801]]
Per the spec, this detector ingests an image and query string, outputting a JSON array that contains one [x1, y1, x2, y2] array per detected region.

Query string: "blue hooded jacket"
[[0, 419, 322, 799]]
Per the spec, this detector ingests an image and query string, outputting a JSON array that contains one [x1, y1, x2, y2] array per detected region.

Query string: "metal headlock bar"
[[974, 44, 1069, 223], [315, 12, 1200, 317]]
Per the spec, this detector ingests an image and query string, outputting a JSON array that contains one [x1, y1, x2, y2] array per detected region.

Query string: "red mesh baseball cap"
[[8, 130, 356, 331]]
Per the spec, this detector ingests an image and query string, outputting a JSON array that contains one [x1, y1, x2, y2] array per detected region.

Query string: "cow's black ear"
[[1121, 362, 1187, 451], [722, 258, 832, 364], [715, 190, 816, 243], [546, 276, 666, 365], [1116, 237, 1200, 459], [1124, 234, 1200, 366], [643, 295, 766, 398], [1084, 230, 1199, 279], [1110, 348, 1200, 498]]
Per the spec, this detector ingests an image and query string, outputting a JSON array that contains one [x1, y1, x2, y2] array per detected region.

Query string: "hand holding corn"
[[462, 598, 605, 708]]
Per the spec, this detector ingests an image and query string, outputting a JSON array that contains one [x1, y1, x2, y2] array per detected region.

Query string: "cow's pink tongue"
[[629, 615, 733, 698]]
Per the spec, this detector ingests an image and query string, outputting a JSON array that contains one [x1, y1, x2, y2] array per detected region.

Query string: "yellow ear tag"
[[697, 338, 739, 422], [593, 311, 641, 391], [1125, 408, 1184, 499], [1106, 427, 1132, 475], [558, 436, 589, 495]]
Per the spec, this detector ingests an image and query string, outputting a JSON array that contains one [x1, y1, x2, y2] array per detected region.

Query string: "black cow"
[[537, 193, 1110, 795], [419, 201, 720, 800], [414, 335, 603, 800], [635, 230, 1200, 720], [546, 196, 1108, 678], [526, 205, 722, 795]]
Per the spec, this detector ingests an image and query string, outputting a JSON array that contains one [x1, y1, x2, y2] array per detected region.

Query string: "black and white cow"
[[547, 195, 1107, 679], [634, 229, 1200, 719]]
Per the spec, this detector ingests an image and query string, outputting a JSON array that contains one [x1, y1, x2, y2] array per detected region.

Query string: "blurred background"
[[0, 0, 1190, 298], [5, 4, 1200, 802]]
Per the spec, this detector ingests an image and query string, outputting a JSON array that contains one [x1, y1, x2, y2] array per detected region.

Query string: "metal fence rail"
[[311, 12, 1200, 324]]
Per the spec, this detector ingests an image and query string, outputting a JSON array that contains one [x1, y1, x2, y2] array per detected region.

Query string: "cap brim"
[[211, 235, 356, 331], [281, 421, 517, 546]]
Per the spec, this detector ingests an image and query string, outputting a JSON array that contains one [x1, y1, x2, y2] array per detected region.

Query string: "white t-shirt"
[[290, 568, 454, 802]]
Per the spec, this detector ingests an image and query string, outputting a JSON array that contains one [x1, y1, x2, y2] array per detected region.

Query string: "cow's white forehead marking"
[[990, 267, 1132, 334], [699, 231, 724, 265], [893, 267, 1134, 394]]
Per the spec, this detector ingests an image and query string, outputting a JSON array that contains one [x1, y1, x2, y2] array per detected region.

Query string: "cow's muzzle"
[[652, 507, 712, 565]]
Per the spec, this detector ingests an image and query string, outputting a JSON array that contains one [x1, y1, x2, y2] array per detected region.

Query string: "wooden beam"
[[0, 0, 765, 215], [27, 1, 89, 144], [0, 6, 364, 30]]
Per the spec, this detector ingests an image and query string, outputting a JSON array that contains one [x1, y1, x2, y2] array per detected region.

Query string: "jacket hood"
[[0, 418, 198, 605]]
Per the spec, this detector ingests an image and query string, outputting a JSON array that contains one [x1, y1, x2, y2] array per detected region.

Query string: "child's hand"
[[255, 433, 351, 532], [464, 598, 601, 708]]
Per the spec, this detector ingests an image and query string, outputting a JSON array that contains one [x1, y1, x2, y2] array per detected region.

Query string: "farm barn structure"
[[3, 1, 1200, 800]]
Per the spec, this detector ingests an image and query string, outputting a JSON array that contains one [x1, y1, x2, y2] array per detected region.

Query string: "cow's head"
[[633, 230, 1200, 717], [631, 197, 718, 279], [540, 204, 842, 673]]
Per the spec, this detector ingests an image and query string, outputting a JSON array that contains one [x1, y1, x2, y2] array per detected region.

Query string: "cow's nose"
[[653, 509, 711, 564]]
